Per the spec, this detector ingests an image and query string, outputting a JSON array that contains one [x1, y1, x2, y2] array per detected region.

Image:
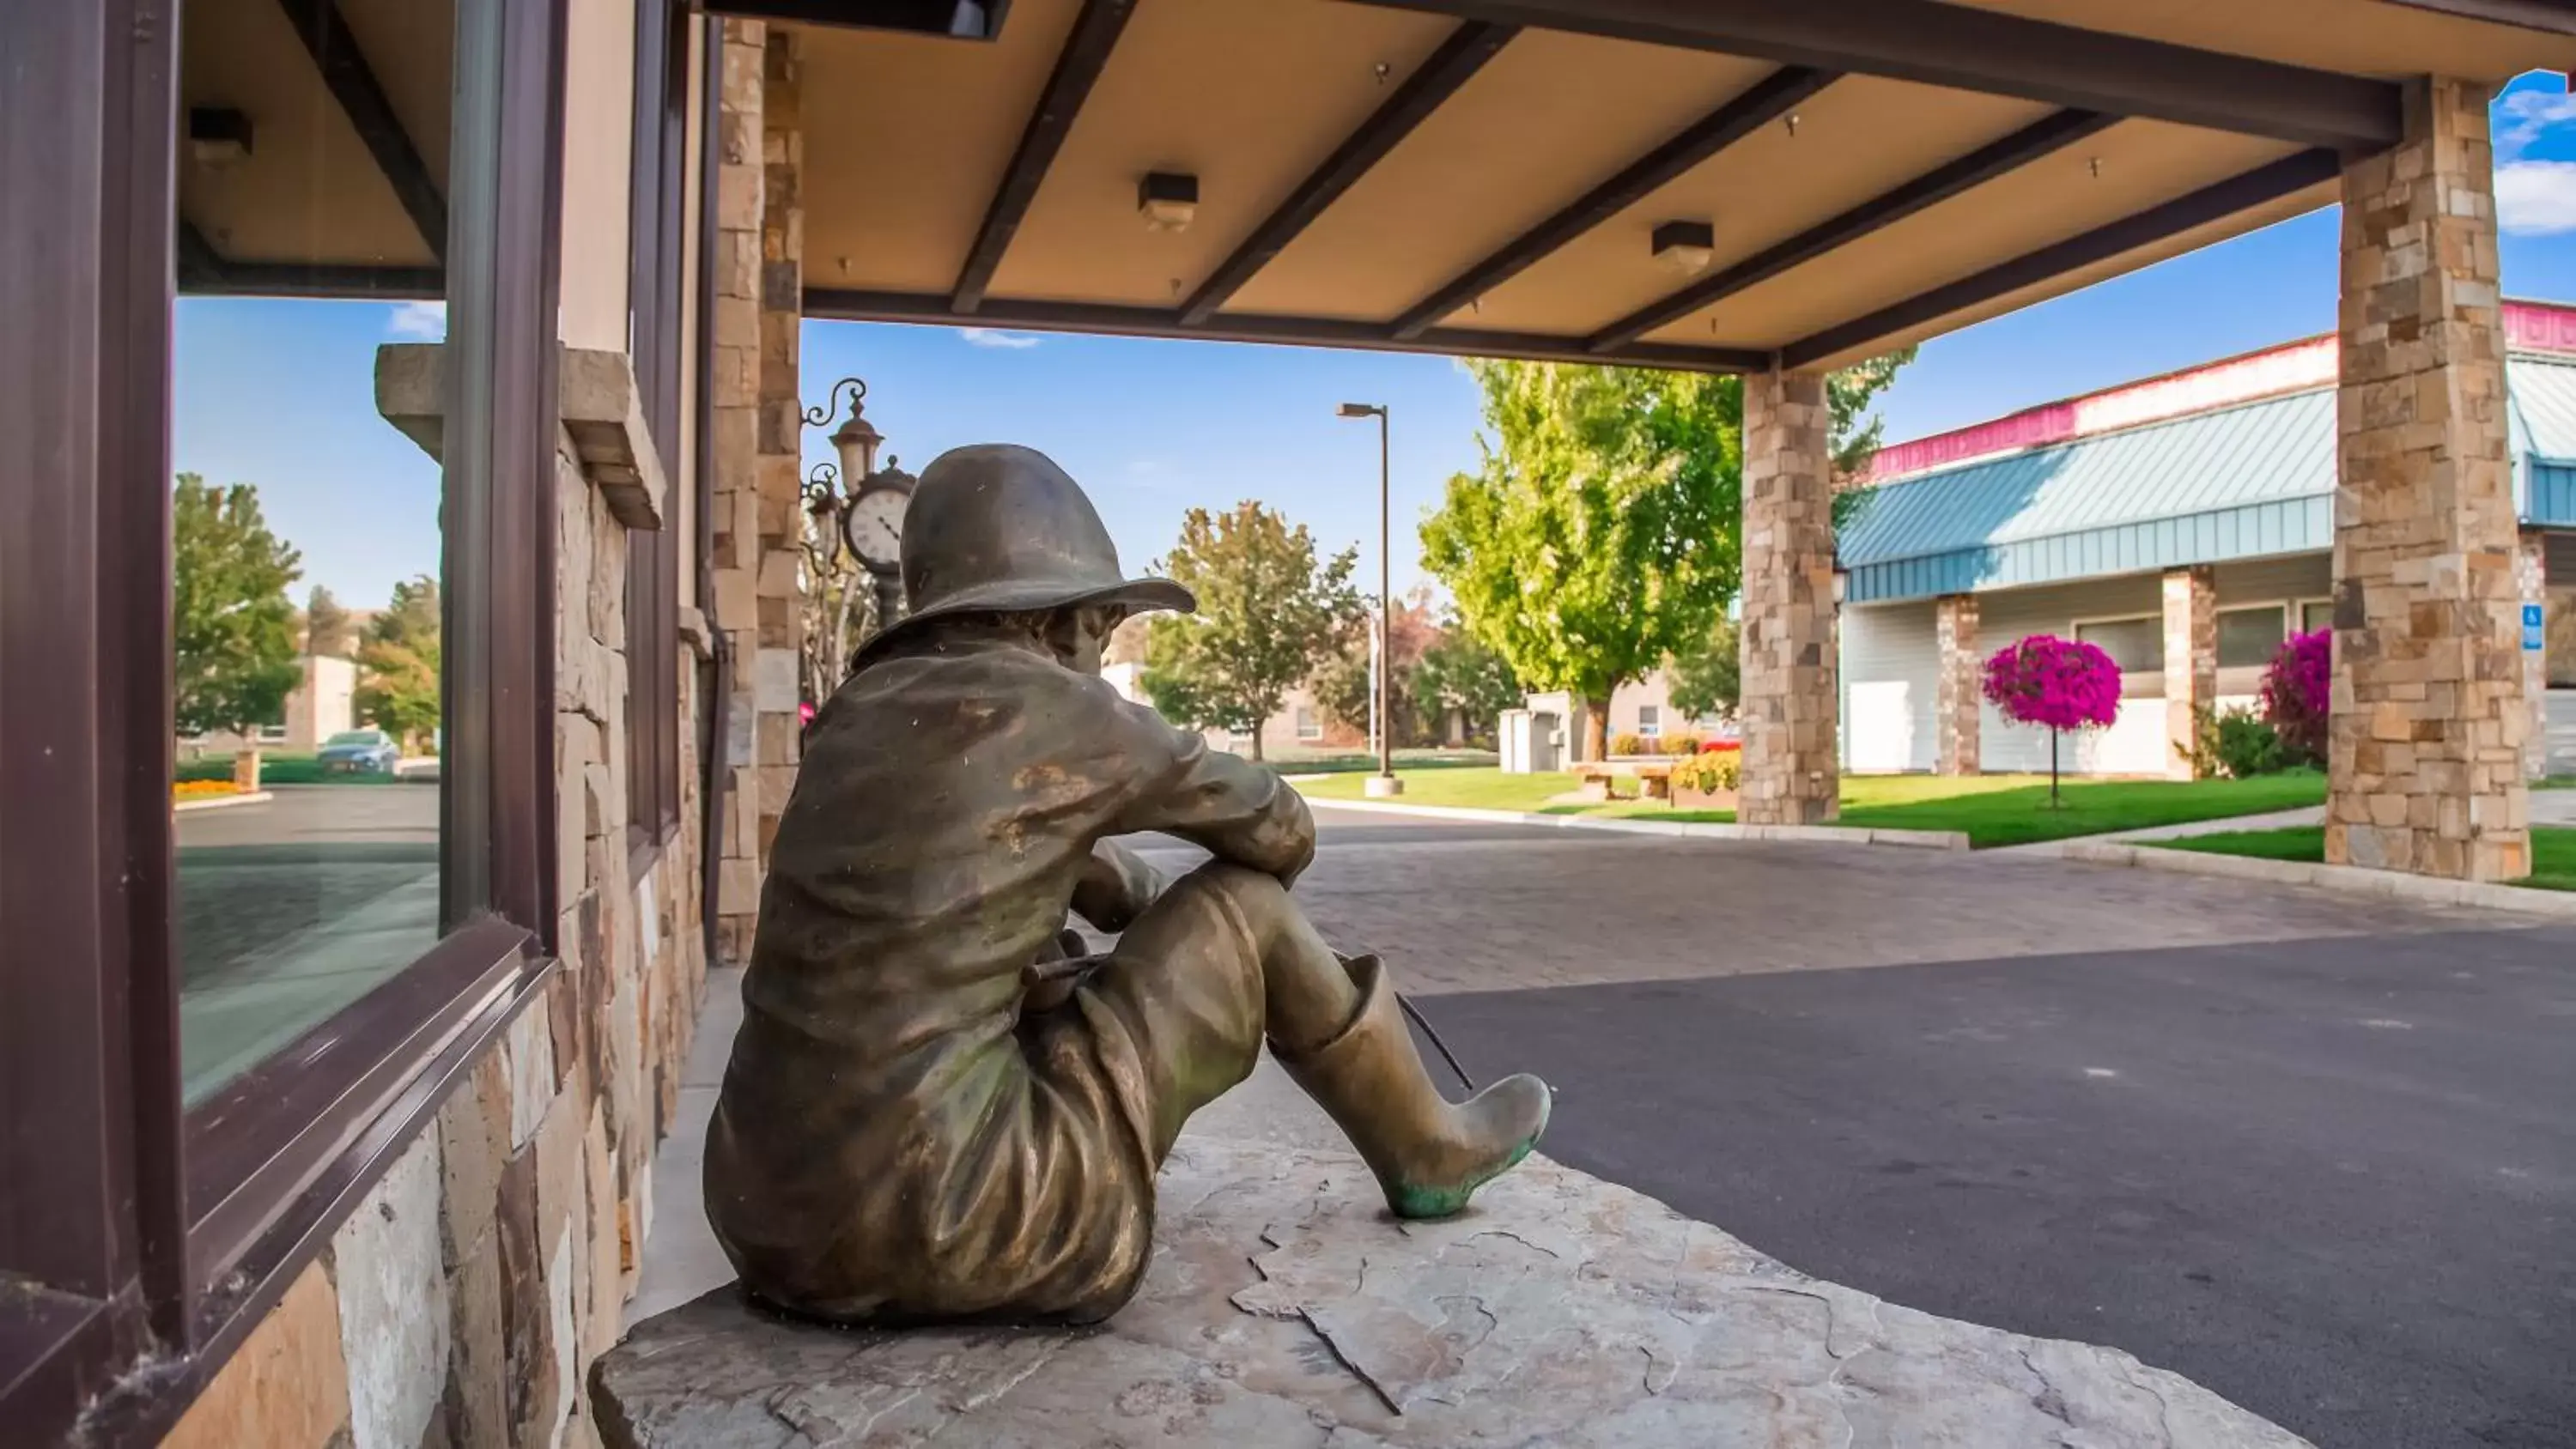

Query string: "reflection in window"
[[2217, 605, 2287, 669], [2301, 599, 2336, 635], [2075, 616, 2165, 674], [173, 0, 455, 1105]]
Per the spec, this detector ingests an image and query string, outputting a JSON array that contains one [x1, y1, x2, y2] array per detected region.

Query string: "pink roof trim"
[[1864, 298, 2576, 483]]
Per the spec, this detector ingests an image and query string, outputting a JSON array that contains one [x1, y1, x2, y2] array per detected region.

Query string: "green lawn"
[[1295, 767, 2330, 848], [1271, 749, 1497, 775], [1297, 768, 1583, 812], [2154, 826, 2576, 892], [2539, 776, 2576, 791]]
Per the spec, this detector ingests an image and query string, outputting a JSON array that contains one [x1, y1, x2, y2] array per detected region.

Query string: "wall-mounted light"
[[1139, 172, 1199, 233], [1651, 219, 1715, 276], [189, 106, 253, 169]]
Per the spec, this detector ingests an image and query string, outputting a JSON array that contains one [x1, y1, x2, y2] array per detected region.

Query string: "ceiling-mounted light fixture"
[[1139, 172, 1199, 233], [189, 106, 253, 169], [1651, 219, 1716, 276], [2087, 156, 2104, 179], [1783, 112, 1801, 137]]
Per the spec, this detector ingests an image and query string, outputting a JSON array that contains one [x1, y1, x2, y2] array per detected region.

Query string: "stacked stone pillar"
[[1933, 594, 1981, 776], [2329, 76, 2529, 880], [708, 21, 808, 962], [2518, 531, 2549, 780], [2161, 567, 2217, 779], [1739, 370, 1838, 824]]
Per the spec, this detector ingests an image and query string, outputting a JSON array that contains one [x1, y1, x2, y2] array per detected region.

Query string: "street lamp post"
[[1338, 402, 1400, 797]]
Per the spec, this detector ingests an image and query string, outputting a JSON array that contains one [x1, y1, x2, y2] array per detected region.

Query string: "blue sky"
[[176, 72, 2575, 609]]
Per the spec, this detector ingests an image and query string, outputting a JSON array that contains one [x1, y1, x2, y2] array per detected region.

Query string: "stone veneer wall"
[[159, 427, 709, 1449], [2161, 567, 2217, 779], [2328, 76, 2530, 881], [1739, 369, 1840, 824], [1933, 594, 1980, 776], [708, 19, 805, 964]]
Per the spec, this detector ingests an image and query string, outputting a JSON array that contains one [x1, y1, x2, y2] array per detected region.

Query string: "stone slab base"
[[594, 1137, 2302, 1447]]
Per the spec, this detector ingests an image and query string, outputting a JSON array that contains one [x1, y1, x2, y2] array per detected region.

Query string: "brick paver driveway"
[[1141, 806, 2576, 1449]]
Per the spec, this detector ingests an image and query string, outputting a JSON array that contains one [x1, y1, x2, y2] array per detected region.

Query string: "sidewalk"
[[609, 973, 2307, 1446]]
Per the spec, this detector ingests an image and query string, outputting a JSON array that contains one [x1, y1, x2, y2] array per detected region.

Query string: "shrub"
[[2260, 629, 2330, 767], [1668, 750, 1741, 794], [1610, 732, 1648, 756], [1662, 732, 1701, 755], [1984, 634, 2122, 802], [2184, 705, 2287, 779]]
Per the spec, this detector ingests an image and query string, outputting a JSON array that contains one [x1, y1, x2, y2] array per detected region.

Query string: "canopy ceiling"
[[179, 0, 2576, 373]]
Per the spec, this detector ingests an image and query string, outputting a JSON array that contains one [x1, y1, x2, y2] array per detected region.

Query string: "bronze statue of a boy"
[[707, 444, 1550, 1327]]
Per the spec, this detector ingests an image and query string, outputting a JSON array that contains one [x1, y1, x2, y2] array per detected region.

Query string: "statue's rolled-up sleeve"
[[1103, 697, 1315, 883]]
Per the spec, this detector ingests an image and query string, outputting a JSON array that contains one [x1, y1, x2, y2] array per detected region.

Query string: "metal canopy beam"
[[1176, 21, 1518, 327], [175, 221, 442, 299], [275, 0, 448, 261], [1387, 65, 1837, 342], [1588, 106, 2119, 355], [1779, 147, 2342, 369], [1344, 0, 2402, 153], [950, 0, 1136, 314], [809, 286, 1766, 372]]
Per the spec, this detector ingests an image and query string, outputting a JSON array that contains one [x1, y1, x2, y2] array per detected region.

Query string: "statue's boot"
[[1275, 954, 1551, 1220]]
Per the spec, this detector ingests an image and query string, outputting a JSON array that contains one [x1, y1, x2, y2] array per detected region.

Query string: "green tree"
[[1311, 592, 1437, 747], [1665, 615, 1740, 722], [172, 474, 304, 741], [304, 584, 355, 658], [1410, 621, 1522, 747], [1140, 502, 1360, 761], [355, 576, 442, 750], [1421, 354, 1909, 760]]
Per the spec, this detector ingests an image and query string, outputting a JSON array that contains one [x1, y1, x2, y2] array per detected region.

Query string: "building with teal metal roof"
[[1835, 327, 2576, 779]]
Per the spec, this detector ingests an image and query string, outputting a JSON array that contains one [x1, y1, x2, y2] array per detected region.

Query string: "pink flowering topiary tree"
[[1983, 634, 2123, 804], [2260, 628, 2331, 767]]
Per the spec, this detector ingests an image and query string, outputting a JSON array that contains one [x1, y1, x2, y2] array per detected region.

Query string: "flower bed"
[[173, 779, 243, 801], [1667, 749, 1741, 810]]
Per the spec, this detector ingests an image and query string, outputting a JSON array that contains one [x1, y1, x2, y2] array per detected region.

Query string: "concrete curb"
[[1296, 793, 1971, 851], [2028, 839, 2576, 919], [173, 790, 274, 814]]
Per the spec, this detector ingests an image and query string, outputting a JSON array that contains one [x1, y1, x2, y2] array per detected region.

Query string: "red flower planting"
[[1983, 634, 2123, 732]]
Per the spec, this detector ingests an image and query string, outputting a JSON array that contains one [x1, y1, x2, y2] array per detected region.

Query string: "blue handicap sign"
[[2528, 603, 2547, 652]]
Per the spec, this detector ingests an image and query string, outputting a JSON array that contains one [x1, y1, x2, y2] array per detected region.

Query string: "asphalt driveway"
[[1262, 806, 2576, 1449]]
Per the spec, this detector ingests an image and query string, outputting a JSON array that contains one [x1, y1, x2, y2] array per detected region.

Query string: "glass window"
[[2218, 605, 2287, 669], [2301, 599, 2335, 634], [2075, 616, 2165, 673], [173, 5, 457, 1106], [1636, 705, 1662, 737], [1295, 706, 1321, 740]]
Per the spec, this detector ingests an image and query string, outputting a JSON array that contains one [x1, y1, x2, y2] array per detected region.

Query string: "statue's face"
[[1046, 605, 1125, 676]]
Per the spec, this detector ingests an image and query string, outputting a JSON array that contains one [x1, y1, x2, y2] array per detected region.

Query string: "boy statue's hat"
[[854, 444, 1194, 668]]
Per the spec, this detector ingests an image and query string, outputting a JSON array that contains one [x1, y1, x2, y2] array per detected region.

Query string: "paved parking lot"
[[1193, 808, 2576, 1449]]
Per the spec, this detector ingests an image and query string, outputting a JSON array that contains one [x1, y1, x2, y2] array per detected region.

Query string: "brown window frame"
[[627, 0, 691, 874], [0, 0, 569, 1441]]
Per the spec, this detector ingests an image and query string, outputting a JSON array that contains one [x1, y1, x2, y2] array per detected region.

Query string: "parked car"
[[316, 729, 401, 775]]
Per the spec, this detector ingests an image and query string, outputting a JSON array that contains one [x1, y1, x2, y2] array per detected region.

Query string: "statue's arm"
[[1103, 695, 1315, 886], [1071, 839, 1162, 932]]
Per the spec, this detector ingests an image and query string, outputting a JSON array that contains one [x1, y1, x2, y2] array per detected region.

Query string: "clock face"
[[846, 488, 908, 567]]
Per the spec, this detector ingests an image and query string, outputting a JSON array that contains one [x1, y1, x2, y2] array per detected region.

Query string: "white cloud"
[[2498, 161, 2576, 236], [385, 300, 447, 340], [2494, 84, 2576, 161], [957, 327, 1041, 349]]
